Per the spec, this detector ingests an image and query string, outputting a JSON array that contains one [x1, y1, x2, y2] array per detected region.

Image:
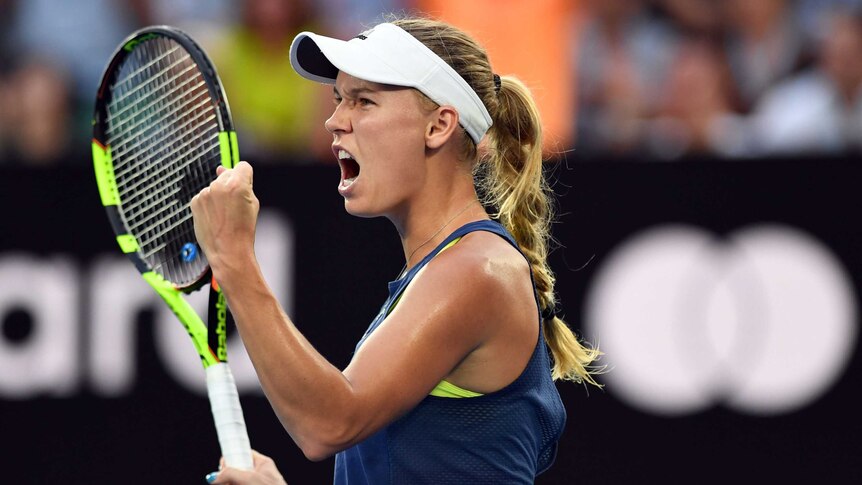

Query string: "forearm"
[[214, 253, 361, 458]]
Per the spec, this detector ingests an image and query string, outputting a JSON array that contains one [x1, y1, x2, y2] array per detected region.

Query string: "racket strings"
[[110, 44, 181, 95], [107, 58, 195, 128], [107, 63, 201, 145], [105, 36, 222, 287], [116, 129, 218, 199], [123, 133, 220, 233], [111, 95, 214, 171], [112, 102, 215, 186]]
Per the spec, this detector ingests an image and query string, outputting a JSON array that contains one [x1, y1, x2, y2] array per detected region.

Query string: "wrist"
[[209, 249, 259, 288]]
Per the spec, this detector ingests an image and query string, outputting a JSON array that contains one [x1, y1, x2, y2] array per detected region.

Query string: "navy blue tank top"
[[334, 220, 566, 484]]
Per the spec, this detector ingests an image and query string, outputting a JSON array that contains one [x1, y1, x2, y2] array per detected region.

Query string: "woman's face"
[[325, 72, 434, 219]]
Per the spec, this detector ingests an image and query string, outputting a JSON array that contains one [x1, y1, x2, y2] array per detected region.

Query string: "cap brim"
[[289, 24, 492, 143], [290, 32, 410, 87]]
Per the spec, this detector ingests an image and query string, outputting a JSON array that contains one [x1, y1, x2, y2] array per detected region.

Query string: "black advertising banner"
[[1, 159, 860, 484]]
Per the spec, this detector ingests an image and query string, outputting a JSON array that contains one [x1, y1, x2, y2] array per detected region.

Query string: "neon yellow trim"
[[387, 237, 463, 317], [142, 272, 217, 368], [92, 141, 119, 206], [218, 132, 230, 168], [219, 131, 234, 169], [116, 234, 139, 253], [430, 379, 483, 398], [438, 237, 461, 254], [230, 131, 240, 166]]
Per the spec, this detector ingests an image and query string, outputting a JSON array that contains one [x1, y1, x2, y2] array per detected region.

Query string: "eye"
[[359, 97, 374, 106], [333, 95, 343, 105]]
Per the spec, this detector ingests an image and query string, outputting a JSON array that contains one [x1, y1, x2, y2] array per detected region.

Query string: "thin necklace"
[[401, 200, 478, 275]]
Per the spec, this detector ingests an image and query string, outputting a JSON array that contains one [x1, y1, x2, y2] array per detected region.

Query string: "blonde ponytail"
[[393, 17, 602, 386], [482, 77, 602, 386]]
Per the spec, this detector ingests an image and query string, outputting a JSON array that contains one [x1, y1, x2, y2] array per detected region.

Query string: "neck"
[[394, 146, 488, 271], [409, 201, 482, 264], [395, 182, 488, 271]]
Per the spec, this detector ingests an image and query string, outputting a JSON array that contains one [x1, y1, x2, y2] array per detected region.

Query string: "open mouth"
[[338, 149, 360, 187]]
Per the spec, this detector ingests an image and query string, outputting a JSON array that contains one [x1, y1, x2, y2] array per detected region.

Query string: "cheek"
[[361, 114, 428, 176]]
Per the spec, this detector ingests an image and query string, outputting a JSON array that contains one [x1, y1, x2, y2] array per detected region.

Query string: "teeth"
[[337, 149, 358, 189]]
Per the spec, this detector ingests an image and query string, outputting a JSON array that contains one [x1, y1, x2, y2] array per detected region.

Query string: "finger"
[[235, 161, 254, 185], [207, 467, 254, 484], [215, 166, 234, 186], [250, 449, 274, 468]]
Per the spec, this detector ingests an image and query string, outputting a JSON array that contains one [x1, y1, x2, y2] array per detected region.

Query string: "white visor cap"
[[289, 23, 492, 144]]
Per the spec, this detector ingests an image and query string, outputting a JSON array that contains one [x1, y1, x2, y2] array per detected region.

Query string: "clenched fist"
[[190, 161, 260, 279]]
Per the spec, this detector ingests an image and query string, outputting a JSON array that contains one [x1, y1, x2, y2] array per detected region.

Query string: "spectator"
[[315, 0, 412, 37], [655, 0, 723, 37], [209, 0, 331, 163], [7, 0, 141, 105], [574, 0, 678, 156], [2, 59, 74, 166], [751, 10, 862, 155], [130, 0, 237, 51], [795, 0, 862, 47], [645, 36, 745, 159], [723, 0, 804, 112]]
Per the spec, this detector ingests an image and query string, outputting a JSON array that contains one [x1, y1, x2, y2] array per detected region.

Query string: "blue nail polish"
[[206, 471, 218, 483]]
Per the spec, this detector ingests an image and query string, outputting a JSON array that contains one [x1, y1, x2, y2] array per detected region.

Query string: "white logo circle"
[[583, 224, 856, 416]]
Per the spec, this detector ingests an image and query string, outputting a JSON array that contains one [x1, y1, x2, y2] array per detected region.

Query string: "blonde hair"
[[392, 17, 602, 386]]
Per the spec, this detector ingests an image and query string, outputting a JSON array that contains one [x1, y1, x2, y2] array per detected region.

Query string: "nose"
[[325, 102, 351, 135]]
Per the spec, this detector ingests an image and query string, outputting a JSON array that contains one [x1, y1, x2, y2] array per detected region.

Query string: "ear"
[[425, 106, 460, 150]]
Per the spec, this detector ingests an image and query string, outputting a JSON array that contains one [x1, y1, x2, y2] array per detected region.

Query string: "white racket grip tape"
[[206, 363, 254, 470]]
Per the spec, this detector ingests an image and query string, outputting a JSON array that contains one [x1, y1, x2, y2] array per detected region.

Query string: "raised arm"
[[190, 163, 532, 460]]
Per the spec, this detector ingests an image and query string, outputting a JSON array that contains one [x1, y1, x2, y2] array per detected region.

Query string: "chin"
[[343, 199, 380, 219]]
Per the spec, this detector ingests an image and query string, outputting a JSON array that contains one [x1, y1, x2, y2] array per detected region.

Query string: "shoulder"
[[407, 229, 532, 320]]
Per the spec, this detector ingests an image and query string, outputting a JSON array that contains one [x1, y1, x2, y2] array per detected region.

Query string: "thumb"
[[216, 165, 227, 176]]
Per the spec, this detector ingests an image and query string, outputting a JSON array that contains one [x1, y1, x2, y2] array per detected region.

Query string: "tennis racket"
[[91, 26, 253, 470]]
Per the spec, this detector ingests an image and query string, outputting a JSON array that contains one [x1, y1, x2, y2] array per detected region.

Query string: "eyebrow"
[[333, 85, 378, 98]]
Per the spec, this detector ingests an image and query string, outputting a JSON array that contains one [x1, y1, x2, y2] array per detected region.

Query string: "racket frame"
[[91, 25, 252, 470], [92, 25, 239, 366]]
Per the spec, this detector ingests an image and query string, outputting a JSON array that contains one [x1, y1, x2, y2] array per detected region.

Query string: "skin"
[[191, 72, 539, 482], [208, 451, 286, 484]]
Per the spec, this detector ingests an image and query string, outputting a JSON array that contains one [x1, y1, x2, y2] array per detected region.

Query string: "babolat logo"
[[215, 292, 228, 362]]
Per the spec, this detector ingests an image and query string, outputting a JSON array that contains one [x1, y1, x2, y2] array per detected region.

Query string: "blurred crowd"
[[1, 0, 861, 166], [575, 0, 862, 159]]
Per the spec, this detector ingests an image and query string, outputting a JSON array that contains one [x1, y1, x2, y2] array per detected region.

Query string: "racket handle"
[[206, 363, 254, 470]]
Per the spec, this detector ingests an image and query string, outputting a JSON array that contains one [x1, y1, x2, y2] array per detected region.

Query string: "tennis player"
[[194, 16, 600, 485]]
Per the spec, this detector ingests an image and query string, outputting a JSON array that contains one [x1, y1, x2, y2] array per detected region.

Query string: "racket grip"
[[206, 363, 254, 470]]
